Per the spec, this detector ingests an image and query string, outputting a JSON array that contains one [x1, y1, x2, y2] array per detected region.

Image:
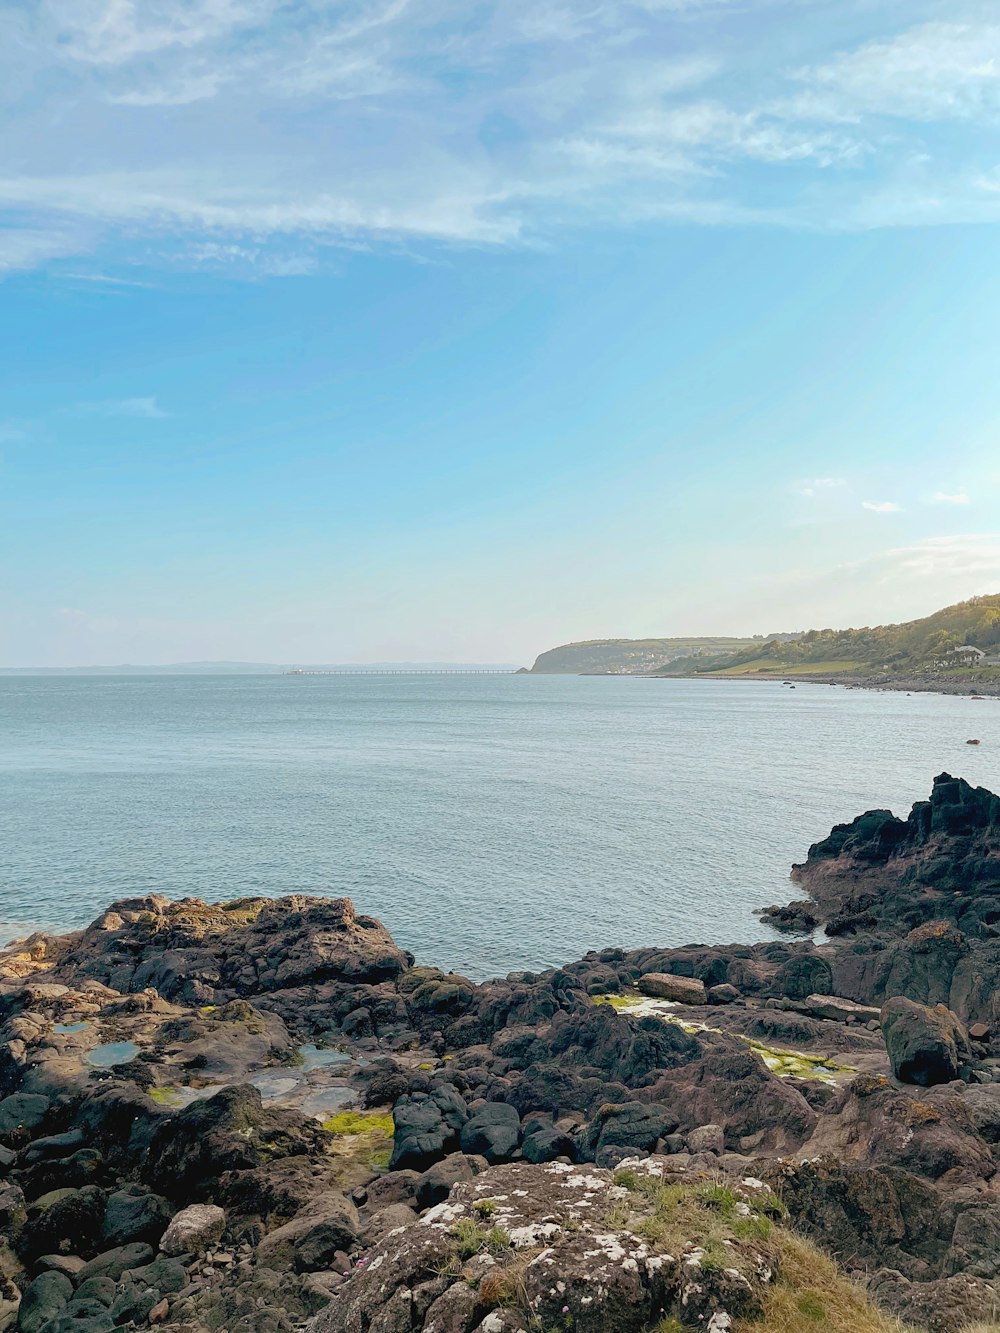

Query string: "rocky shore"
[[3, 774, 1000, 1332]]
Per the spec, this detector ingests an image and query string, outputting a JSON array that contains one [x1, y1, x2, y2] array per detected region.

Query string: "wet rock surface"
[[3, 778, 1000, 1329]]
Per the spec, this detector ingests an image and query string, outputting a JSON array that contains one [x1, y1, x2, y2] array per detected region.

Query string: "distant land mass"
[[654, 593, 1000, 694], [0, 661, 522, 676], [529, 634, 800, 675]]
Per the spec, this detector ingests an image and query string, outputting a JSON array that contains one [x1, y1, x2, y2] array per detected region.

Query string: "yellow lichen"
[[593, 994, 853, 1083], [322, 1110, 395, 1136]]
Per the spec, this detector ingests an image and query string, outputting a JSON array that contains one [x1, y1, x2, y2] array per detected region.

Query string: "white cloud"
[[793, 22, 1000, 124], [862, 500, 902, 513], [933, 490, 970, 504]]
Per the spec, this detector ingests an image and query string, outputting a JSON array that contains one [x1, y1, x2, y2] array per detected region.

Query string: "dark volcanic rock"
[[48, 895, 409, 1006], [458, 1101, 520, 1164], [882, 997, 973, 1086], [793, 773, 1000, 933], [389, 1086, 469, 1171]]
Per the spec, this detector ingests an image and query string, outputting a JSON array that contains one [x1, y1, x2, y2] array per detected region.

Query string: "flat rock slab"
[[801, 994, 881, 1024], [638, 973, 707, 1005]]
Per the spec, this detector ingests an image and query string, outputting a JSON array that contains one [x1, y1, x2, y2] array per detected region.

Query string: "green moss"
[[473, 1198, 497, 1218], [322, 1109, 394, 1136], [747, 1039, 851, 1082], [593, 992, 645, 1010], [797, 1291, 827, 1320], [417, 1062, 436, 1070]]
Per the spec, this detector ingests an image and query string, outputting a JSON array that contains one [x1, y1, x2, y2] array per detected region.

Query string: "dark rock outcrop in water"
[[4, 779, 1000, 1330]]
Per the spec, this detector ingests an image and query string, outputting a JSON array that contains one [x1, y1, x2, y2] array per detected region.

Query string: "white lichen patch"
[[508, 1222, 562, 1248], [420, 1201, 464, 1226]]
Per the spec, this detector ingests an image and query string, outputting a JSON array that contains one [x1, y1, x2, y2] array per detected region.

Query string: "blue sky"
[[2, 0, 1000, 665]]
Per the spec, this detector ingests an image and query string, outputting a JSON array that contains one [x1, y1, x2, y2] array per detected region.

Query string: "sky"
[[2, 0, 1000, 667]]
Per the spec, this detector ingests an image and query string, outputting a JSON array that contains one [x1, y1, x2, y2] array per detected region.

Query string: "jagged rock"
[[881, 997, 973, 1086], [46, 895, 409, 1004], [868, 1269, 1000, 1333], [758, 900, 819, 933], [637, 972, 706, 1004]]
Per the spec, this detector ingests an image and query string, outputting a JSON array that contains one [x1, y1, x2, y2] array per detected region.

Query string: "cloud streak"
[[5, 2, 1000, 273], [77, 396, 168, 418]]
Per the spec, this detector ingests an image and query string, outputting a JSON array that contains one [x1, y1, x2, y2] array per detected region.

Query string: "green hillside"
[[530, 636, 778, 674], [655, 594, 1000, 678]]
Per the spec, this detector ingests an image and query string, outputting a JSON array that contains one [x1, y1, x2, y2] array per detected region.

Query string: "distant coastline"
[[0, 660, 523, 677]]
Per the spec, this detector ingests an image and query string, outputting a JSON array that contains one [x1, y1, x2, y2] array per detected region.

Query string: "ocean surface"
[[1, 674, 997, 979]]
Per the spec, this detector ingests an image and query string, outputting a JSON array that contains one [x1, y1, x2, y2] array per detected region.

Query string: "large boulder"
[[881, 997, 973, 1086], [255, 1197, 359, 1272], [389, 1086, 469, 1171], [17, 1271, 73, 1333], [579, 1102, 679, 1160], [308, 1158, 784, 1333], [637, 973, 706, 1005], [159, 1204, 225, 1258], [459, 1102, 520, 1164]]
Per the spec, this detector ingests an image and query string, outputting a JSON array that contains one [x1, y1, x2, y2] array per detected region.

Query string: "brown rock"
[[637, 972, 706, 1005]]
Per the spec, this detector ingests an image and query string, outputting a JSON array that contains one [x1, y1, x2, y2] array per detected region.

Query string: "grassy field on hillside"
[[701, 659, 867, 677]]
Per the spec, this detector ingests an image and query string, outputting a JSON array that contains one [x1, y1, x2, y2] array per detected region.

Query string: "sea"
[[1, 673, 996, 979]]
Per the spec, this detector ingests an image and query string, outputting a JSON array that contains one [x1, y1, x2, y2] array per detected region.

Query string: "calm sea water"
[[1, 674, 997, 978]]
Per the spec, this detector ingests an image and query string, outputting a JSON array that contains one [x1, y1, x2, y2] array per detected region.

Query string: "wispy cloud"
[[792, 22, 1000, 124], [862, 500, 902, 513], [4, 3, 1000, 273], [77, 396, 168, 419], [796, 476, 846, 497], [933, 490, 970, 504]]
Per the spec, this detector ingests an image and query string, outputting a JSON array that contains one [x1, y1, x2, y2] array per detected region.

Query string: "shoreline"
[[660, 669, 1000, 698], [2, 774, 1000, 1331]]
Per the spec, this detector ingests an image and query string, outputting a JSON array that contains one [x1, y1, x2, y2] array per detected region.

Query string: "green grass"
[[703, 659, 867, 677], [449, 1218, 513, 1260]]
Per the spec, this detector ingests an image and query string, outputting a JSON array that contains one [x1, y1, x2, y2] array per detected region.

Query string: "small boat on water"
[[967, 739, 982, 746]]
